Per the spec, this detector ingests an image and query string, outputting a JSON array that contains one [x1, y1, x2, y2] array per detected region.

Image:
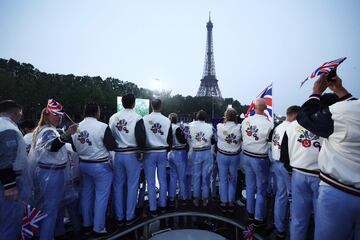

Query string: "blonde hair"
[[224, 108, 238, 123], [31, 108, 51, 147]]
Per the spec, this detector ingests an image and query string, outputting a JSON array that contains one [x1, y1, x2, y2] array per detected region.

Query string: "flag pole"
[[64, 112, 80, 133], [271, 81, 274, 124], [64, 112, 76, 124]]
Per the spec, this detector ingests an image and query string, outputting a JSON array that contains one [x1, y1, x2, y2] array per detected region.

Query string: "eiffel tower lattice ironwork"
[[196, 13, 223, 99]]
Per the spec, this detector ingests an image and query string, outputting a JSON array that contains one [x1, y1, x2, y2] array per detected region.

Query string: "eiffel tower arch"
[[196, 13, 223, 100]]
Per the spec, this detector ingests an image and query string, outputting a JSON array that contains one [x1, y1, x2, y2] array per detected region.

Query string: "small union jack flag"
[[21, 204, 48, 240], [46, 99, 64, 116], [243, 224, 254, 240], [245, 83, 272, 121], [300, 57, 347, 87]]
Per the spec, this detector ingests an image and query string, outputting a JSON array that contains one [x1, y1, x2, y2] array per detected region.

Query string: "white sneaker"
[[235, 200, 245, 207]]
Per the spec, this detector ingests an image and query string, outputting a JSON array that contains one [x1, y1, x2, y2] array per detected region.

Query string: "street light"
[[211, 95, 214, 120]]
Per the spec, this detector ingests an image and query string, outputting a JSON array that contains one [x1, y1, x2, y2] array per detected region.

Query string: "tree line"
[[0, 58, 249, 123]]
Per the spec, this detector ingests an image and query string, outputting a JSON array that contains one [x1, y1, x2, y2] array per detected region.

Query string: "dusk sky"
[[1, 0, 359, 115]]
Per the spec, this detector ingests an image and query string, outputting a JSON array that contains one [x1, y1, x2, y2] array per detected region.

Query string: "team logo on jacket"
[[195, 132, 207, 142], [77, 130, 92, 146], [224, 131, 239, 144], [150, 121, 164, 135], [245, 122, 259, 141], [116, 119, 129, 133], [272, 132, 281, 149], [296, 126, 321, 150]]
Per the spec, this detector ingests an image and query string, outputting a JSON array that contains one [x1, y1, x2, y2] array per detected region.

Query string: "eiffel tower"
[[196, 13, 223, 99]]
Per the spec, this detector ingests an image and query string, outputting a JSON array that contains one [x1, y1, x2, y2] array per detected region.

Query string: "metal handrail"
[[107, 211, 264, 240]]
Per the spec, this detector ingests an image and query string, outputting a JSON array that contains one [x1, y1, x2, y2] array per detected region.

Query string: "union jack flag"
[[245, 83, 272, 121], [21, 204, 48, 240], [300, 57, 347, 87], [46, 99, 64, 116], [243, 224, 254, 240]]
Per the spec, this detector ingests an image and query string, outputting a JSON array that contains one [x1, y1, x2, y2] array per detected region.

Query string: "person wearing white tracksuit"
[[73, 102, 117, 237], [167, 113, 187, 207], [241, 98, 273, 227], [142, 99, 172, 216], [271, 105, 300, 239], [216, 108, 241, 213], [188, 110, 215, 207], [109, 94, 146, 225], [297, 74, 360, 240]]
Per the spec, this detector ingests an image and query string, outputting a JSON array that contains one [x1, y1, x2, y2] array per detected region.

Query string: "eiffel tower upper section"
[[196, 13, 223, 100]]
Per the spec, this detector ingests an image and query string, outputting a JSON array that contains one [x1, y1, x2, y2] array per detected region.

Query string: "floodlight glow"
[[151, 78, 162, 91]]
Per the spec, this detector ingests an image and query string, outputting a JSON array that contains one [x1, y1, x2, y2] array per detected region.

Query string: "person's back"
[[0, 115, 27, 174], [143, 99, 172, 216], [23, 132, 33, 154], [73, 117, 111, 161], [143, 111, 171, 150], [171, 122, 187, 150], [189, 120, 213, 150], [271, 105, 300, 239], [168, 113, 187, 207], [296, 74, 360, 240], [285, 120, 322, 173], [0, 100, 27, 240], [281, 119, 322, 240], [187, 110, 214, 207], [241, 114, 273, 158], [240, 98, 273, 227], [109, 107, 142, 151], [216, 108, 242, 212], [217, 121, 241, 154], [271, 120, 290, 161], [108, 94, 146, 227], [19, 119, 36, 154], [319, 99, 360, 189], [71, 102, 115, 237]]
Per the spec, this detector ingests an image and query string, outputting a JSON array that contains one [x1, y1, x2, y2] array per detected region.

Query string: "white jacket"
[[286, 120, 322, 174], [72, 117, 111, 161], [241, 114, 273, 158], [188, 120, 213, 150], [319, 99, 360, 189], [217, 121, 241, 154], [143, 112, 171, 151], [109, 109, 142, 151], [271, 121, 290, 161]]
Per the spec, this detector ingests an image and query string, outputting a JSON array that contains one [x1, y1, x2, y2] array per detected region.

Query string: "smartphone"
[[326, 69, 337, 82]]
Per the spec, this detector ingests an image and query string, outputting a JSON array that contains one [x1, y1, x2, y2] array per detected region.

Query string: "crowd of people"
[[0, 74, 359, 240]]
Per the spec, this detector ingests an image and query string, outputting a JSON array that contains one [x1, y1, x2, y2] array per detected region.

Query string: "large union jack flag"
[[21, 204, 48, 240], [245, 83, 272, 121], [300, 57, 347, 87], [46, 99, 64, 116]]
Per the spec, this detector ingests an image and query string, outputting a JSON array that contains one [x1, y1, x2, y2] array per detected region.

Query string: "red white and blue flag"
[[300, 57, 347, 87], [46, 99, 64, 116], [21, 204, 48, 240], [243, 224, 254, 240], [245, 83, 273, 121]]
